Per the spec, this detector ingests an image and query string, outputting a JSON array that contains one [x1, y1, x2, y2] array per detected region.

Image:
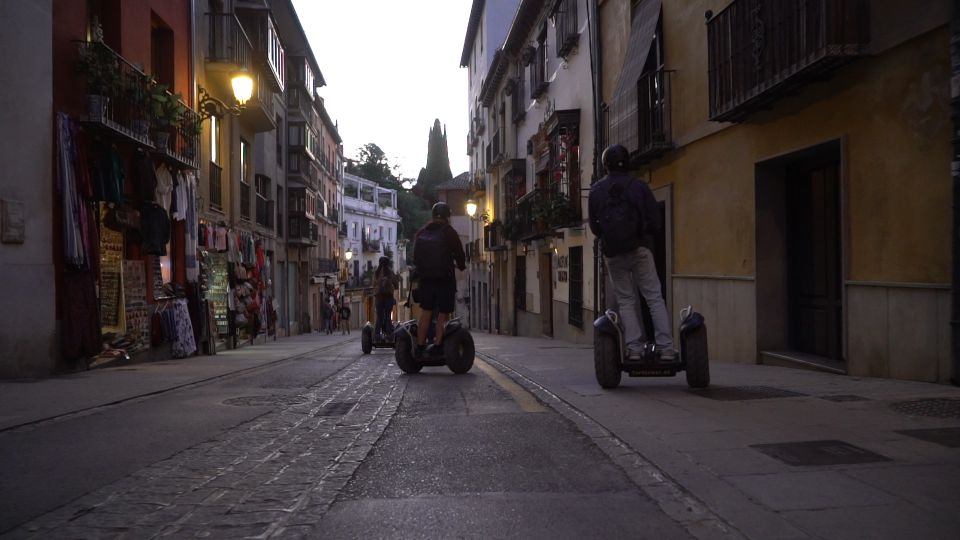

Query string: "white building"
[[340, 173, 401, 288]]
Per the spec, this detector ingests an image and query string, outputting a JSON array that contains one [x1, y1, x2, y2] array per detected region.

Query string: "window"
[[554, 0, 579, 58], [568, 246, 583, 328], [240, 139, 251, 220], [256, 175, 272, 228], [530, 25, 549, 99], [210, 115, 219, 165], [150, 14, 174, 89], [276, 186, 284, 237], [352, 221, 358, 238]]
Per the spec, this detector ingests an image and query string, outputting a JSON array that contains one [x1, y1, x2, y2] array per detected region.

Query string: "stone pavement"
[[5, 354, 402, 539], [473, 333, 960, 540], [0, 332, 356, 432]]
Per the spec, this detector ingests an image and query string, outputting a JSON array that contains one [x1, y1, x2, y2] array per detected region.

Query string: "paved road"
[[1, 340, 703, 539]]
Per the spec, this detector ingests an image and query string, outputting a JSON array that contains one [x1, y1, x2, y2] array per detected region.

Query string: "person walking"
[[588, 144, 675, 361], [339, 301, 352, 335]]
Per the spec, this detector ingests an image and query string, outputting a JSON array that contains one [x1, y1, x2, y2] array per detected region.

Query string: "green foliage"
[[413, 119, 453, 201], [149, 84, 186, 128], [346, 143, 395, 184], [77, 44, 122, 95]]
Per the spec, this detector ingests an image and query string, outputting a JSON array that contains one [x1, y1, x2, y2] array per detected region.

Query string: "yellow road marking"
[[474, 358, 548, 413]]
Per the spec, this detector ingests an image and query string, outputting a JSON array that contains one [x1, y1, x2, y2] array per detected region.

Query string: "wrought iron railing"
[[76, 41, 152, 146], [312, 258, 338, 274], [555, 0, 579, 58], [207, 13, 252, 69], [240, 182, 251, 221], [707, 0, 869, 121], [209, 162, 223, 211], [636, 69, 673, 162]]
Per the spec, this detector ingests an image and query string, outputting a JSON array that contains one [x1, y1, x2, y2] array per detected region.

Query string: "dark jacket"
[[374, 267, 399, 299], [588, 172, 661, 256], [414, 221, 466, 276]]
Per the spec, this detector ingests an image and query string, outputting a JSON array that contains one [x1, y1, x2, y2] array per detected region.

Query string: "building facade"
[[595, 0, 952, 382], [464, 0, 599, 343]]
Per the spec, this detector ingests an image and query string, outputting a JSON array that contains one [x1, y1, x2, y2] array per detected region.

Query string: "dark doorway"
[[786, 163, 841, 360], [539, 253, 553, 337]]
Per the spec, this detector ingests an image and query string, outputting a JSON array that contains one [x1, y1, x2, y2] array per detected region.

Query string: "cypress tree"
[[414, 119, 453, 201]]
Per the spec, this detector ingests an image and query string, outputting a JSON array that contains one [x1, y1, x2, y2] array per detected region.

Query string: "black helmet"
[[601, 144, 630, 172], [378, 256, 391, 267], [431, 201, 451, 219]]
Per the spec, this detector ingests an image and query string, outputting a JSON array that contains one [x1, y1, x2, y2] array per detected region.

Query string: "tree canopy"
[[346, 143, 428, 243], [413, 119, 453, 201]]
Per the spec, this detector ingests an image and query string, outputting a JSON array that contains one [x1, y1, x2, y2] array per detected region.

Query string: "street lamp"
[[344, 247, 353, 261], [465, 199, 478, 219], [198, 68, 254, 121]]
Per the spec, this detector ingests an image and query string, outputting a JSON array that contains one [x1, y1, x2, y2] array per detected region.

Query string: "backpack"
[[377, 273, 395, 296], [414, 225, 452, 278], [598, 181, 643, 257]]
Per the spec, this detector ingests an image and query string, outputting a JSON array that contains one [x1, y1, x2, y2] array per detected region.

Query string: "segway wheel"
[[444, 331, 475, 374], [594, 328, 621, 389], [361, 327, 373, 355], [395, 338, 422, 374], [684, 325, 710, 388]]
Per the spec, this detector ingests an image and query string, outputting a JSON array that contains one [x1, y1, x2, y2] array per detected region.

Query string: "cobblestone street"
[[9, 353, 405, 539]]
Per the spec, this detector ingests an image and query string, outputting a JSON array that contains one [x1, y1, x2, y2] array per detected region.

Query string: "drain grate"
[[896, 427, 960, 448], [890, 398, 960, 419], [223, 395, 310, 407], [751, 440, 891, 466], [689, 385, 808, 401], [819, 394, 871, 402], [316, 401, 357, 417]]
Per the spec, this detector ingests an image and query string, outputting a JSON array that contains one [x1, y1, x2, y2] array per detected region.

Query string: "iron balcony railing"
[[484, 221, 507, 251], [256, 196, 273, 229], [636, 68, 673, 163], [707, 0, 869, 121], [209, 162, 224, 211], [76, 41, 152, 147], [207, 13, 252, 70], [555, 0, 579, 58], [312, 258, 338, 274], [240, 182, 251, 221], [363, 238, 381, 252]]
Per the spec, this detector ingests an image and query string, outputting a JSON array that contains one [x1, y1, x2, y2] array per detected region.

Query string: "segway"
[[361, 320, 396, 354], [393, 317, 475, 374], [593, 305, 709, 389]]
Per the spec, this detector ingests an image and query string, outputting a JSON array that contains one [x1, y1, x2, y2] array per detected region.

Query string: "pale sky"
[[292, 0, 473, 182]]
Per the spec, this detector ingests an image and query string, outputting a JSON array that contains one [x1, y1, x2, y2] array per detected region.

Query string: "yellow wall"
[[601, 0, 950, 283]]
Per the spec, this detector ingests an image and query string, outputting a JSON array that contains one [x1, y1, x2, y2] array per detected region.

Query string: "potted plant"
[[77, 43, 121, 121], [149, 83, 185, 150]]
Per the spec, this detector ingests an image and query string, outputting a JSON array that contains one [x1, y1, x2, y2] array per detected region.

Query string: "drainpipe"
[[587, 0, 603, 314], [952, 2, 960, 385]]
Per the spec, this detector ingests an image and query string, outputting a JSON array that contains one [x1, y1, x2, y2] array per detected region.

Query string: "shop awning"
[[608, 0, 661, 155]]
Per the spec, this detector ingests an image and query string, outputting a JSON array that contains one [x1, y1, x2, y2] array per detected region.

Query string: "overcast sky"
[[292, 0, 473, 181]]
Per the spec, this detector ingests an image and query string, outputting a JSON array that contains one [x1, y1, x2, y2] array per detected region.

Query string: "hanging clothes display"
[[170, 299, 197, 358], [154, 163, 174, 212], [141, 202, 170, 255], [183, 172, 199, 283]]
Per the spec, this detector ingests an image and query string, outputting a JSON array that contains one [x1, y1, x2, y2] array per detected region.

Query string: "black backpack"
[[598, 181, 643, 257], [377, 273, 395, 296], [414, 226, 452, 278]]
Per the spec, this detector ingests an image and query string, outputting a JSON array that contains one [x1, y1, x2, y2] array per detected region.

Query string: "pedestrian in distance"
[[339, 302, 352, 335], [374, 256, 399, 339], [411, 201, 466, 358], [588, 144, 676, 361]]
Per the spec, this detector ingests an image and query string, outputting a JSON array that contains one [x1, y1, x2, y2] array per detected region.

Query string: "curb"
[[0, 338, 358, 435], [476, 350, 746, 540]]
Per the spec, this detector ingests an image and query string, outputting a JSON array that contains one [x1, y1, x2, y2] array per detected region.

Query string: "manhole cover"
[[223, 395, 310, 407], [819, 394, 871, 402], [689, 386, 808, 401], [890, 398, 960, 419], [316, 401, 357, 417], [896, 427, 960, 448], [750, 440, 891, 466]]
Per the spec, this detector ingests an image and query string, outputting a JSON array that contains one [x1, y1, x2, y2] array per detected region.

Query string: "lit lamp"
[[344, 248, 353, 261], [231, 68, 254, 107], [198, 67, 254, 121], [465, 199, 478, 219]]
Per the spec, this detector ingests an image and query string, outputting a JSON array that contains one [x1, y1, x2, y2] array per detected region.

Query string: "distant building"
[[341, 173, 401, 288]]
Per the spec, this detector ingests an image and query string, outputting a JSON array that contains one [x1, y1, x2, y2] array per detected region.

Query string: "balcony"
[[209, 162, 224, 211], [286, 87, 314, 122], [239, 71, 276, 133], [288, 216, 317, 246], [484, 221, 507, 251], [514, 187, 578, 241], [554, 0, 579, 58], [338, 221, 348, 238], [636, 68, 673, 164], [486, 129, 503, 171], [236, 10, 285, 92], [206, 13, 252, 73], [312, 258, 338, 275], [255, 196, 274, 229], [529, 44, 549, 100], [363, 238, 382, 252], [76, 41, 153, 148], [707, 0, 869, 122]]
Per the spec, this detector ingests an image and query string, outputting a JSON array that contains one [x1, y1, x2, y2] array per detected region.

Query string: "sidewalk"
[[0, 332, 356, 432], [474, 333, 960, 540]]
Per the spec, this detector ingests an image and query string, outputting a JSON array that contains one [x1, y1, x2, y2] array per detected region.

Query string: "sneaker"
[[627, 349, 644, 361], [659, 348, 677, 361]]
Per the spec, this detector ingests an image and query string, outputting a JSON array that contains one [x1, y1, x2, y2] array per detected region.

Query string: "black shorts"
[[417, 276, 456, 313]]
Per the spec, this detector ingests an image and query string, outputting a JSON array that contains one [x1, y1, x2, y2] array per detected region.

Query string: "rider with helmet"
[[412, 202, 466, 357], [374, 256, 399, 339], [588, 144, 675, 361]]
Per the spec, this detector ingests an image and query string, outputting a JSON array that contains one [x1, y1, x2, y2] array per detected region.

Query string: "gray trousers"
[[604, 246, 674, 353]]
